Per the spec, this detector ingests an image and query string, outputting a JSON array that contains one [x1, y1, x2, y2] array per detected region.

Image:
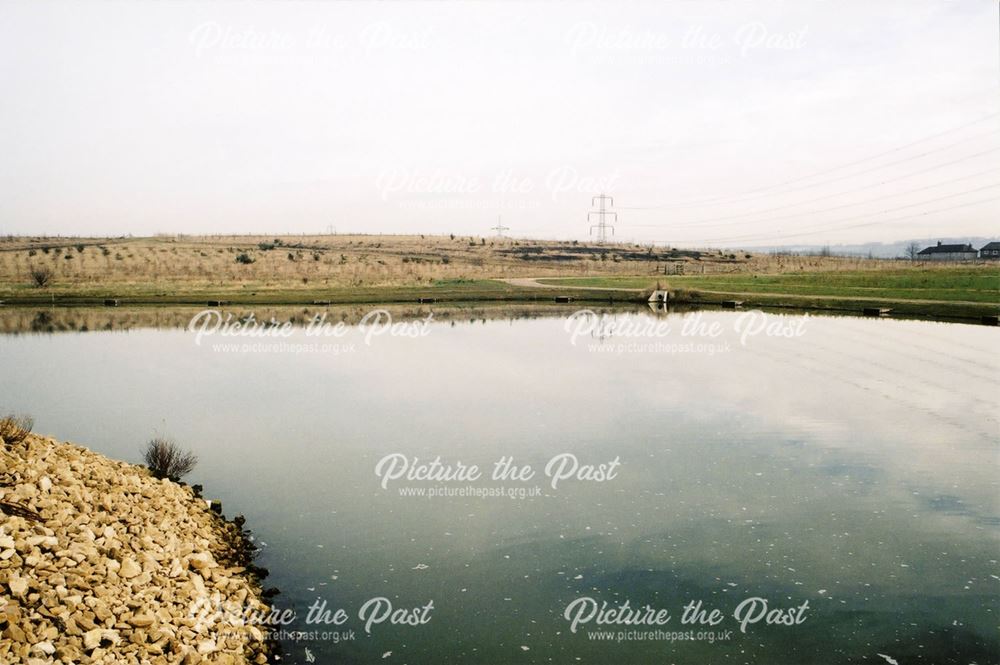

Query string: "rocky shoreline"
[[0, 432, 274, 664]]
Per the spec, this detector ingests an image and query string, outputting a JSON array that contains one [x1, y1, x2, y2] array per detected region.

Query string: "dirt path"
[[500, 277, 642, 292]]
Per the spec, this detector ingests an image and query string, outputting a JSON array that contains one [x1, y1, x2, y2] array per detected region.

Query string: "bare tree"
[[29, 266, 53, 288], [143, 438, 198, 481], [905, 242, 922, 261]]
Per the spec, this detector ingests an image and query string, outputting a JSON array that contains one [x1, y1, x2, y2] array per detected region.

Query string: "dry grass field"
[[0, 234, 995, 318], [0, 233, 907, 290]]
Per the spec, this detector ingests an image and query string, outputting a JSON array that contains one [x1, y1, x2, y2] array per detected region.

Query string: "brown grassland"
[[0, 234, 996, 319], [0, 233, 923, 287]]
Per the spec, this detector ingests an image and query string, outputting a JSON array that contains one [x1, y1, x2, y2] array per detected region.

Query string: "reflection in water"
[[1, 300, 984, 335], [0, 310, 996, 664], [0, 303, 637, 334]]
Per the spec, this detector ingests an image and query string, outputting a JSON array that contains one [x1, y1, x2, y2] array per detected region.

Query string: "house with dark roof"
[[916, 241, 977, 261], [979, 241, 1000, 260]]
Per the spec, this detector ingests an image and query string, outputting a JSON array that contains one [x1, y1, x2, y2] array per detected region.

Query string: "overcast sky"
[[0, 1, 997, 247]]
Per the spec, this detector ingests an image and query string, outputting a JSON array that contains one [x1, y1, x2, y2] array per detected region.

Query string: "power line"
[[621, 128, 1000, 213], [694, 183, 1000, 244], [649, 194, 1000, 246], [703, 182, 1000, 243], [625, 113, 1000, 210], [623, 146, 1000, 227], [710, 195, 1000, 246], [623, 164, 1000, 230]]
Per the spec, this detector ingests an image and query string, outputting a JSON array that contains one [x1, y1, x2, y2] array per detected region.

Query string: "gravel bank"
[[0, 433, 273, 664]]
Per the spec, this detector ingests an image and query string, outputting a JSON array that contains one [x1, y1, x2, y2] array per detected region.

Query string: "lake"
[[1, 305, 997, 664]]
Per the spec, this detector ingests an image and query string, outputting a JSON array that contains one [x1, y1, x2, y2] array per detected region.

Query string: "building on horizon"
[[917, 241, 978, 261], [978, 241, 1000, 260]]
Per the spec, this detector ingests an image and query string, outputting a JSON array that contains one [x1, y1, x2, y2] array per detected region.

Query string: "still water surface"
[[1, 307, 997, 664]]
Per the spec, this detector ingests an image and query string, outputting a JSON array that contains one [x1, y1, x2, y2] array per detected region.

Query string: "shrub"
[[235, 252, 255, 264], [143, 438, 198, 481], [30, 266, 53, 287], [257, 242, 276, 251], [0, 415, 33, 446], [75, 244, 85, 252]]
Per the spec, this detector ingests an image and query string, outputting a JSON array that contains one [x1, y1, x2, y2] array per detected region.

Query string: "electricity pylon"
[[492, 216, 509, 238], [588, 194, 616, 244]]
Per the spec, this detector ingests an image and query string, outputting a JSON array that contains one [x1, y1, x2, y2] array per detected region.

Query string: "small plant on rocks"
[[143, 437, 198, 481], [0, 414, 33, 446]]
